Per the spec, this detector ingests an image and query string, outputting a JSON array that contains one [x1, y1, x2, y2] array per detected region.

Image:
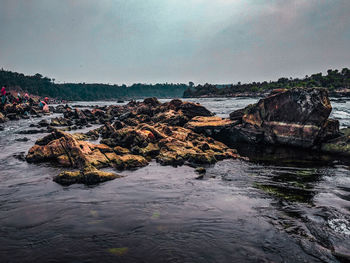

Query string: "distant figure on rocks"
[[24, 93, 29, 103], [1, 86, 6, 104], [17, 93, 22, 104], [44, 97, 49, 104], [39, 100, 49, 112]]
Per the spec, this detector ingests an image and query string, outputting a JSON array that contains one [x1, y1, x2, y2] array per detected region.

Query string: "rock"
[[15, 137, 29, 142], [38, 119, 49, 127], [85, 129, 100, 140], [153, 110, 189, 126], [113, 146, 131, 155], [50, 117, 72, 126], [143, 97, 160, 107], [228, 88, 340, 148], [17, 129, 47, 134], [118, 154, 148, 169], [26, 130, 107, 168], [179, 102, 213, 119], [0, 112, 6, 123], [185, 116, 234, 141], [320, 133, 350, 156], [154, 124, 239, 166], [53, 167, 121, 185], [195, 167, 206, 174], [13, 152, 26, 161], [229, 108, 245, 121], [53, 105, 67, 113], [6, 113, 19, 120]]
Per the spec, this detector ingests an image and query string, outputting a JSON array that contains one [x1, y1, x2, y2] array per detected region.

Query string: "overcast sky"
[[0, 0, 349, 85]]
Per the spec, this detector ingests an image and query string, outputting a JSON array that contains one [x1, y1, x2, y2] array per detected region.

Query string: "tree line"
[[183, 68, 350, 97], [2, 68, 349, 100], [0, 69, 187, 100]]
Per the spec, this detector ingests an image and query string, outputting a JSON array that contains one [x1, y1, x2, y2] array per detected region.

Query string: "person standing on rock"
[[24, 93, 29, 103], [1, 86, 7, 105]]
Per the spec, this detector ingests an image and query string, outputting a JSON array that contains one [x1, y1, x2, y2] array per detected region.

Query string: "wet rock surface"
[[227, 88, 340, 147], [26, 98, 240, 185], [25, 90, 350, 186]]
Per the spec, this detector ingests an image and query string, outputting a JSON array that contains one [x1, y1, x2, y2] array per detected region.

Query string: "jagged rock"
[[54, 105, 67, 113], [26, 130, 108, 168], [113, 146, 130, 155], [179, 102, 213, 119], [153, 110, 189, 126], [143, 97, 160, 107], [85, 129, 100, 140], [50, 117, 73, 126], [228, 88, 340, 148]]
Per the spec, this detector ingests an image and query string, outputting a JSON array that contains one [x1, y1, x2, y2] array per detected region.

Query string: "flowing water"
[[0, 97, 350, 262]]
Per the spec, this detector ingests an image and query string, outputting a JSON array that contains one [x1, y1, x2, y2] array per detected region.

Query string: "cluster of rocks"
[[25, 87, 350, 186], [0, 102, 47, 123], [187, 88, 342, 150], [26, 98, 240, 185]]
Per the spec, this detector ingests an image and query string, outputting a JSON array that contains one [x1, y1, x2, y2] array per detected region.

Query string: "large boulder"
[[179, 102, 213, 119], [228, 88, 340, 148]]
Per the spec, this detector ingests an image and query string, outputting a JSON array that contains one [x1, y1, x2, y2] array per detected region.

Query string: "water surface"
[[0, 97, 349, 262]]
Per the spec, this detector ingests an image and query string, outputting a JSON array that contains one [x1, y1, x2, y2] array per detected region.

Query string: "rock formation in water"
[[25, 88, 350, 185], [26, 99, 240, 185], [187, 88, 341, 148]]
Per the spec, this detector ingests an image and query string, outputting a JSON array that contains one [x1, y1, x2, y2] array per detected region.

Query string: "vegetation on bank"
[[0, 69, 187, 100], [1, 68, 350, 100], [183, 68, 350, 97]]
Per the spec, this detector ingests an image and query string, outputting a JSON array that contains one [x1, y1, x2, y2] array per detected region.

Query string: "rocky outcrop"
[[226, 88, 340, 148], [27, 98, 241, 185]]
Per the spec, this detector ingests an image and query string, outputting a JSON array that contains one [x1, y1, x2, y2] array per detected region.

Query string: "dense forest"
[[0, 69, 187, 100], [184, 68, 350, 97]]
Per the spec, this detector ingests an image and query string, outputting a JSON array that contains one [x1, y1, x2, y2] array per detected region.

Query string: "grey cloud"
[[0, 0, 349, 84]]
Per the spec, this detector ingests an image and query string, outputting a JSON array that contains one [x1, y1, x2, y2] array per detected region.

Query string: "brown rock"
[[53, 167, 121, 185]]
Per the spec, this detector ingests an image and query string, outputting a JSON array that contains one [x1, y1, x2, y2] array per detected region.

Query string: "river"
[[0, 97, 349, 262]]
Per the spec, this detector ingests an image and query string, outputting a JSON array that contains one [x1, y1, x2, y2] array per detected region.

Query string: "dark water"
[[0, 98, 350, 262]]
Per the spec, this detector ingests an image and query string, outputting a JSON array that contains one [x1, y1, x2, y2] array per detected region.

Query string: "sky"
[[0, 0, 349, 85]]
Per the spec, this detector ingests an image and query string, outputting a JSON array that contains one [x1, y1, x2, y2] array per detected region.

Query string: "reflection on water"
[[0, 97, 350, 262]]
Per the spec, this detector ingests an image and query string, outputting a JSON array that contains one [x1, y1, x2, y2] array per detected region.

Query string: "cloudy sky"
[[0, 0, 349, 84]]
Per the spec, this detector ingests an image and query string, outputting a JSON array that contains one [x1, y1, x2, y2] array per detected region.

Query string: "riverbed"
[[0, 97, 349, 262]]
